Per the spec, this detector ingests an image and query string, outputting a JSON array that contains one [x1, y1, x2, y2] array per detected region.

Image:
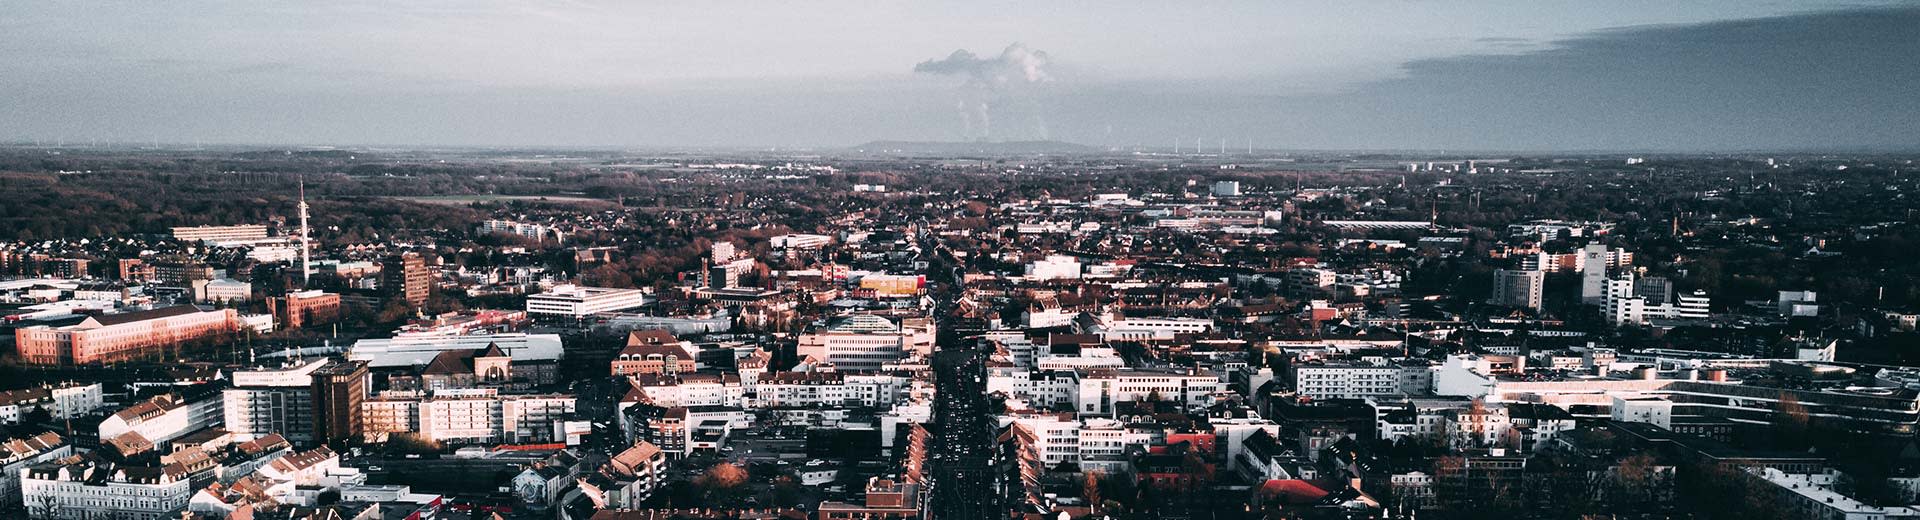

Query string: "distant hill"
[[849, 140, 1103, 155]]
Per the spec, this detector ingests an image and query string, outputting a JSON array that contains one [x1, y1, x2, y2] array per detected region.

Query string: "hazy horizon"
[[4, 2, 1916, 151]]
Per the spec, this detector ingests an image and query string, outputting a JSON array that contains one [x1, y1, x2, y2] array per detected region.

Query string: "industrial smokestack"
[[915, 43, 1055, 141]]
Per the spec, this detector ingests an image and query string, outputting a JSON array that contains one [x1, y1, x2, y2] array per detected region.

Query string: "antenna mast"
[[299, 177, 313, 287]]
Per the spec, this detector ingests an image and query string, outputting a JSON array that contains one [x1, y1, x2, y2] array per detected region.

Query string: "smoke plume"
[[914, 43, 1053, 141]]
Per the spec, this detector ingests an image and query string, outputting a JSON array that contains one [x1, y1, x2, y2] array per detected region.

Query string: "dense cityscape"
[[0, 146, 1915, 520], [5, 1, 1920, 518]]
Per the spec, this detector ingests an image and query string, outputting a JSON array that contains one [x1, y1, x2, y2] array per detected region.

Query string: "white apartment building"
[[1293, 364, 1406, 400], [1076, 419, 1151, 462], [0, 384, 104, 423], [198, 278, 253, 303], [1025, 255, 1082, 281], [1035, 347, 1126, 371], [1076, 369, 1222, 416], [1012, 415, 1082, 466], [985, 333, 1038, 368], [360, 398, 421, 443], [172, 225, 269, 244], [98, 392, 222, 448], [23, 457, 195, 520], [255, 446, 341, 487], [1082, 315, 1214, 342], [796, 315, 935, 371], [1287, 268, 1337, 295], [1010, 415, 1152, 468], [749, 371, 918, 409], [1211, 180, 1242, 197], [631, 375, 743, 408], [770, 234, 832, 251], [987, 368, 1081, 410], [1611, 395, 1674, 429], [364, 391, 575, 445], [842, 373, 916, 408], [0, 433, 71, 510], [224, 359, 328, 444], [478, 219, 565, 242], [1022, 305, 1077, 329], [502, 395, 577, 444], [525, 285, 652, 318]]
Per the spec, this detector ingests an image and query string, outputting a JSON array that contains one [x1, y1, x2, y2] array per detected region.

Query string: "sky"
[[1, 1, 1915, 151]]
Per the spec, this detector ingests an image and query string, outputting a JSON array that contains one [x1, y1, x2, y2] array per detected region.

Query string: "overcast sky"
[[2, 1, 1914, 150]]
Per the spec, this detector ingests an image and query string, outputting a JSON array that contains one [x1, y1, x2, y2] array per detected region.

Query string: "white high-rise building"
[[224, 359, 329, 445], [1579, 244, 1610, 304]]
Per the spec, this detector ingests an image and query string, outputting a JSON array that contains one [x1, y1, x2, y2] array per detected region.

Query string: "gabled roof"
[[0, 387, 51, 406], [606, 441, 663, 479], [1257, 479, 1337, 504], [105, 431, 155, 457], [1, 432, 63, 461], [267, 446, 336, 474], [626, 329, 680, 347], [478, 342, 508, 358], [420, 349, 477, 376]]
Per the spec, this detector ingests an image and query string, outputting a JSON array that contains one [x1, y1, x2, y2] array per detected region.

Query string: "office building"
[[1489, 269, 1544, 311], [1634, 276, 1674, 304], [196, 278, 253, 303], [478, 219, 565, 242], [770, 234, 831, 251], [1744, 467, 1920, 519], [797, 315, 936, 371], [171, 224, 269, 244], [152, 257, 216, 287], [224, 359, 328, 446], [16, 306, 239, 366], [364, 391, 576, 445], [266, 289, 340, 330], [1211, 180, 1242, 197], [381, 252, 430, 309], [312, 360, 369, 447], [525, 284, 652, 318]]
